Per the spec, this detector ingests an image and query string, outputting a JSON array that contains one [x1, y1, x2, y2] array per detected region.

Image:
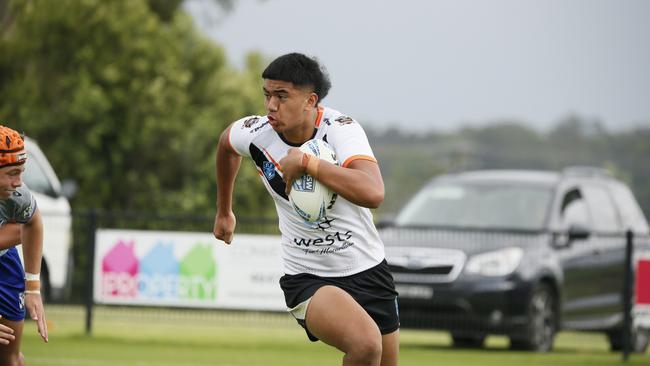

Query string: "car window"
[[23, 151, 57, 197], [582, 184, 621, 232], [608, 181, 650, 233], [394, 181, 552, 230], [560, 188, 591, 229]]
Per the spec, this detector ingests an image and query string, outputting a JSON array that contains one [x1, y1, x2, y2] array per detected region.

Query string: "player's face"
[[0, 165, 24, 200], [263, 79, 317, 133]]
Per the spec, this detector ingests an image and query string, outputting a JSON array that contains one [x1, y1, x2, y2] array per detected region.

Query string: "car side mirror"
[[568, 223, 591, 242]]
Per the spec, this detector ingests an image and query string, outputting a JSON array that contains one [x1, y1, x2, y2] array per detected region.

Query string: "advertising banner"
[[634, 255, 650, 328], [94, 229, 286, 311]]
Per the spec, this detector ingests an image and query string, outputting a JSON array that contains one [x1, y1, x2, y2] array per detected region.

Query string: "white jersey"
[[228, 106, 385, 277]]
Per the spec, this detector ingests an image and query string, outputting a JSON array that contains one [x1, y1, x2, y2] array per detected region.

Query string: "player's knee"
[[346, 333, 383, 364]]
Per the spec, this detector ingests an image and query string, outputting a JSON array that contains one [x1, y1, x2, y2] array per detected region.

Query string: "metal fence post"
[[85, 209, 98, 335], [622, 229, 633, 361]]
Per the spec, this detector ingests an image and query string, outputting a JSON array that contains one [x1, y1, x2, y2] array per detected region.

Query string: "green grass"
[[19, 305, 650, 366]]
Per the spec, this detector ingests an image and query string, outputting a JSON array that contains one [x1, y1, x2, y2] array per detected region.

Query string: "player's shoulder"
[[233, 115, 266, 128], [11, 184, 33, 202], [321, 107, 361, 130], [231, 115, 273, 137], [4, 184, 35, 218]]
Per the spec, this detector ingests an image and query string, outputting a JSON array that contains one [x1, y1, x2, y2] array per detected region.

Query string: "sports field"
[[20, 305, 649, 366]]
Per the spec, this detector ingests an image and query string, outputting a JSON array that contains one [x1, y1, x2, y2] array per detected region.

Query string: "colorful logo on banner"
[[101, 240, 217, 301]]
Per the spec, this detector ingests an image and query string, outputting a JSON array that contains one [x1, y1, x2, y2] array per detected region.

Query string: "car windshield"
[[23, 151, 57, 197], [394, 181, 553, 230]]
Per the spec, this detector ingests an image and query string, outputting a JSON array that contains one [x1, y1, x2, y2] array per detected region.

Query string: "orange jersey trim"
[[314, 107, 324, 128], [342, 155, 377, 168]]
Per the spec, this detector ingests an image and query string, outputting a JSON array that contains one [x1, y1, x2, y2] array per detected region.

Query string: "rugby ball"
[[289, 139, 338, 222]]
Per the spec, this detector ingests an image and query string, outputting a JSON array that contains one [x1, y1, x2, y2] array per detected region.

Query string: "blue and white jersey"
[[228, 106, 385, 277]]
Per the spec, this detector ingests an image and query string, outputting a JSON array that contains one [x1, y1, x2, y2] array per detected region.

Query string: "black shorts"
[[279, 259, 400, 342]]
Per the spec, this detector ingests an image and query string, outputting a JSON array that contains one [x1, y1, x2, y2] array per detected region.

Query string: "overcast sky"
[[185, 0, 650, 132]]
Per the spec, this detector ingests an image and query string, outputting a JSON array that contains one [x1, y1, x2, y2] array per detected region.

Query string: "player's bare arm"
[[21, 208, 48, 342], [213, 124, 242, 244], [280, 148, 384, 208], [0, 223, 21, 250]]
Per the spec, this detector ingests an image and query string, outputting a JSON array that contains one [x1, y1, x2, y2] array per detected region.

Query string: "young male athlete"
[[0, 125, 48, 366], [213, 53, 399, 366]]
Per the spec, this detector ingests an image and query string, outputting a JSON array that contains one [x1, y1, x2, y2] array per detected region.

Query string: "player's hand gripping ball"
[[289, 139, 338, 222]]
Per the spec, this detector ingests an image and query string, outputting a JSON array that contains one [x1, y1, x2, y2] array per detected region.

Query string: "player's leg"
[[305, 285, 383, 366], [0, 318, 24, 366], [380, 330, 399, 366], [1, 249, 27, 366]]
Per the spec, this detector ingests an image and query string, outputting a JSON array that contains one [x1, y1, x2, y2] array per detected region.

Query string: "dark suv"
[[381, 168, 650, 352]]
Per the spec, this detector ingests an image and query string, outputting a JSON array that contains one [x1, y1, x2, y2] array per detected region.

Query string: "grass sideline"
[[19, 305, 650, 366]]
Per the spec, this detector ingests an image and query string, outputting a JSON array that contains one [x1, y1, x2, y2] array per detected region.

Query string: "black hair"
[[262, 53, 332, 103]]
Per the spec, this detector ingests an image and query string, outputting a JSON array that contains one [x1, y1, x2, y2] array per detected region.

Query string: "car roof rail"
[[561, 166, 612, 178]]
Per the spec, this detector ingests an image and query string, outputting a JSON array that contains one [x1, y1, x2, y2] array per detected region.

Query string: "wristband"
[[25, 272, 40, 281], [25, 290, 41, 295], [305, 155, 320, 178], [301, 153, 310, 169], [25, 280, 41, 292]]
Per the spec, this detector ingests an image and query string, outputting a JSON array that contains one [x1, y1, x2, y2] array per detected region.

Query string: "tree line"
[[1, 0, 275, 219], [370, 118, 650, 220], [2, 0, 648, 225]]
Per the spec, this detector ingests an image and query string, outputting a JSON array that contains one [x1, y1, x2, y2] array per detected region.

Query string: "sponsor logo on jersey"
[[242, 117, 260, 129], [250, 121, 270, 133], [19, 204, 33, 221], [293, 230, 353, 248], [335, 116, 354, 125], [263, 161, 276, 180]]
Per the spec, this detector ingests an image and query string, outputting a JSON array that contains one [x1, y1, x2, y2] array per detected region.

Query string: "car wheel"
[[510, 283, 557, 352], [608, 325, 650, 353], [451, 333, 486, 348]]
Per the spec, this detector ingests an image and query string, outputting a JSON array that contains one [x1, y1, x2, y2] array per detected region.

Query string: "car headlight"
[[465, 247, 523, 277]]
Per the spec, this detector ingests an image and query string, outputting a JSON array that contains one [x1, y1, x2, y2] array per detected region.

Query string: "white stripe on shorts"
[[287, 297, 312, 320]]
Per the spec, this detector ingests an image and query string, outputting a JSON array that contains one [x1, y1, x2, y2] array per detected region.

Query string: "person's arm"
[[213, 124, 242, 244], [0, 223, 21, 250], [21, 208, 48, 342], [280, 149, 385, 209]]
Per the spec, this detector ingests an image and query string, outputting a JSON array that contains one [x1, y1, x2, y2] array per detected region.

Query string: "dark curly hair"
[[262, 53, 332, 103]]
